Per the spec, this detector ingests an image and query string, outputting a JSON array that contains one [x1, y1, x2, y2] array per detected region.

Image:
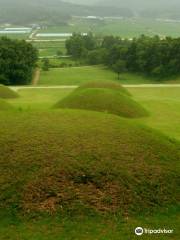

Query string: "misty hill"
[[0, 0, 132, 25], [100, 0, 180, 19], [65, 0, 180, 19]]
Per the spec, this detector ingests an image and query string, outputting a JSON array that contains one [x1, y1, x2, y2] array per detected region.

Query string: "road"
[[9, 84, 180, 92]]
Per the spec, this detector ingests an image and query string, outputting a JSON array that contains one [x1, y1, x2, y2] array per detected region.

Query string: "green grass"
[[8, 88, 73, 110], [55, 87, 148, 118], [39, 66, 157, 86], [0, 206, 179, 239], [79, 80, 131, 96], [39, 66, 180, 86], [1, 78, 180, 239], [0, 110, 179, 215], [0, 85, 19, 98], [0, 99, 13, 111], [128, 87, 180, 140], [32, 41, 66, 57]]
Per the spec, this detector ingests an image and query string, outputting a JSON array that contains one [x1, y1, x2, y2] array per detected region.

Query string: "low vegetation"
[[55, 85, 148, 118], [0, 99, 13, 111], [0, 85, 19, 98], [79, 80, 131, 96], [0, 110, 179, 216]]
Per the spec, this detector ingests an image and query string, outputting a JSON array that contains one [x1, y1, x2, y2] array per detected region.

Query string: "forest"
[[66, 34, 180, 78]]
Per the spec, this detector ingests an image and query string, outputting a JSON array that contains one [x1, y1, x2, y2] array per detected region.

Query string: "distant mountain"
[[99, 0, 180, 19], [0, 0, 133, 25]]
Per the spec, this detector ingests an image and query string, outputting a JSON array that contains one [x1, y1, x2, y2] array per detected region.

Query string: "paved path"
[[9, 84, 180, 92]]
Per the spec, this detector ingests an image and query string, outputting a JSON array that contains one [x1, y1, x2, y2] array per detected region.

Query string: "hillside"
[[0, 0, 132, 25], [54, 85, 148, 118], [0, 85, 19, 99], [0, 110, 179, 215], [0, 99, 13, 110]]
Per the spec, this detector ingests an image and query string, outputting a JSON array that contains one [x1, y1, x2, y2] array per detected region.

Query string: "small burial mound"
[[54, 88, 148, 118], [0, 99, 13, 111], [79, 80, 131, 96], [0, 85, 19, 99], [0, 110, 179, 215]]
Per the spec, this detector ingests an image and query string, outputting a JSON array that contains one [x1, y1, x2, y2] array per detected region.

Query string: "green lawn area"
[[32, 41, 66, 57], [39, 66, 159, 86], [2, 79, 180, 240], [8, 88, 73, 110], [128, 87, 180, 140], [0, 206, 179, 240]]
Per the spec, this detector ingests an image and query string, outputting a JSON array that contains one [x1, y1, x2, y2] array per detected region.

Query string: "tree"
[[112, 60, 127, 80], [0, 37, 38, 85], [42, 58, 50, 71], [56, 50, 63, 57]]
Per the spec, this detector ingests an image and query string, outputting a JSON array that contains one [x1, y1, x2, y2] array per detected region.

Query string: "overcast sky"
[[63, 0, 180, 9]]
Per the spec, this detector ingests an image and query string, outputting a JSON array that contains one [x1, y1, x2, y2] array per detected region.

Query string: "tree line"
[[66, 33, 180, 79], [0, 37, 38, 85]]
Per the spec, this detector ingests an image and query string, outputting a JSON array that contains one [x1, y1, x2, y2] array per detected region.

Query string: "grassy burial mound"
[[79, 80, 131, 96], [0, 99, 13, 111], [0, 110, 179, 215], [55, 88, 148, 118], [0, 85, 19, 99]]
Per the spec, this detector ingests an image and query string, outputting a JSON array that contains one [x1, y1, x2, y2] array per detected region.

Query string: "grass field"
[[1, 66, 180, 239], [39, 66, 159, 86], [129, 87, 180, 140], [32, 41, 66, 57], [39, 66, 180, 86]]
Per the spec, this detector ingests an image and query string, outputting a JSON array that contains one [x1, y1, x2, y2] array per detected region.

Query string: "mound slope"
[[0, 85, 19, 99], [0, 99, 13, 111], [79, 80, 131, 96], [55, 88, 148, 118], [0, 110, 179, 215]]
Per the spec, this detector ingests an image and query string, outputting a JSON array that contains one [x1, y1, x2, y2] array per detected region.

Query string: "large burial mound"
[[79, 80, 131, 96], [55, 88, 148, 118], [0, 85, 19, 99], [0, 99, 13, 111], [0, 110, 179, 215]]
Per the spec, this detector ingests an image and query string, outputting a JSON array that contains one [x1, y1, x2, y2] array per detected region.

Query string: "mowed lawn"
[[7, 85, 180, 140], [128, 87, 180, 140], [8, 88, 74, 110], [39, 66, 159, 86]]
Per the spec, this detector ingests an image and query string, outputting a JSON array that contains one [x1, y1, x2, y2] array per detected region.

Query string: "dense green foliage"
[[66, 34, 180, 79], [66, 33, 97, 59], [0, 85, 19, 98], [0, 38, 38, 85], [55, 87, 148, 118]]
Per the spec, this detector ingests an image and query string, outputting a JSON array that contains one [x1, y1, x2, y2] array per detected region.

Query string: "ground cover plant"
[[0, 85, 179, 239], [39, 66, 163, 86], [0, 110, 179, 216], [79, 80, 131, 96], [55, 83, 148, 118], [0, 98, 13, 110], [0, 85, 19, 98]]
